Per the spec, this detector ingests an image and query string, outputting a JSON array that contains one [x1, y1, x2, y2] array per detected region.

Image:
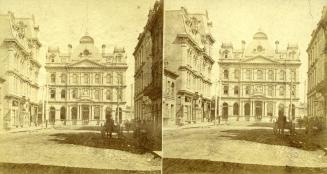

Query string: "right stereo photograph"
[[162, 0, 327, 174]]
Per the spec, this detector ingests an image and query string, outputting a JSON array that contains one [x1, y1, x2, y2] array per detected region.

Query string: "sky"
[[0, 0, 157, 106], [166, 0, 326, 103]]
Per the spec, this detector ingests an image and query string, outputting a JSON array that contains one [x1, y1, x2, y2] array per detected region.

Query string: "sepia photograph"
[[0, 0, 162, 173], [1, 0, 327, 174], [163, 0, 327, 173]]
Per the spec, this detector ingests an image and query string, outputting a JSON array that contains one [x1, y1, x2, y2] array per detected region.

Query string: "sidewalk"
[[0, 126, 48, 134]]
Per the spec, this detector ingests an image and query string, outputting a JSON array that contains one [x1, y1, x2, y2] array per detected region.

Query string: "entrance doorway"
[[255, 101, 262, 120], [82, 105, 89, 125], [222, 103, 228, 120]]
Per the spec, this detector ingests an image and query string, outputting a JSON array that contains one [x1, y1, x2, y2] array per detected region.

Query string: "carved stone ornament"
[[185, 16, 199, 35], [12, 21, 27, 39]]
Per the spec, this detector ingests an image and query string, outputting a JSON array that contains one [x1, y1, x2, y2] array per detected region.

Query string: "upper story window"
[[116, 54, 123, 63], [72, 89, 77, 99], [223, 69, 229, 79], [106, 73, 113, 84], [117, 72, 123, 85], [72, 74, 78, 84], [223, 85, 229, 95], [291, 70, 296, 81], [117, 88, 123, 101], [95, 74, 101, 84], [223, 50, 229, 58], [234, 86, 239, 95], [106, 89, 112, 100], [279, 86, 285, 96], [50, 73, 56, 83], [257, 70, 263, 80], [245, 69, 251, 80], [61, 89, 66, 99], [61, 73, 67, 83], [234, 69, 240, 79], [279, 70, 285, 81], [83, 73, 89, 84], [94, 89, 100, 100], [50, 89, 56, 99], [245, 86, 251, 95], [268, 86, 273, 96], [268, 70, 274, 81]]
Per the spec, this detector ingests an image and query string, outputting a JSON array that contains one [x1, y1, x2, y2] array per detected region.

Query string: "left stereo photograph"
[[0, 0, 163, 174]]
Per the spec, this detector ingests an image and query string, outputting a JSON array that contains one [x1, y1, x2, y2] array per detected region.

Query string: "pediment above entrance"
[[68, 59, 106, 68]]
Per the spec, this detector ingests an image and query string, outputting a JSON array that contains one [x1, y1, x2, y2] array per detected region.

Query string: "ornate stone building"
[[307, 6, 327, 127], [45, 34, 127, 126], [134, 0, 162, 147], [218, 31, 301, 121], [0, 12, 41, 130], [164, 7, 215, 125]]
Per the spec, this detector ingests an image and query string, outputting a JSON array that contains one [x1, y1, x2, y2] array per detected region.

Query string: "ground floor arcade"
[[219, 98, 298, 122], [46, 101, 126, 126]]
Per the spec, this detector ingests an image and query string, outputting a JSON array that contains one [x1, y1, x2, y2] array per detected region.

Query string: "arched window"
[[71, 107, 77, 120], [61, 89, 66, 99], [257, 45, 263, 52], [234, 85, 239, 95], [95, 74, 101, 84], [222, 103, 228, 119], [268, 70, 274, 81], [61, 73, 67, 83], [223, 69, 229, 79], [60, 106, 66, 120], [50, 89, 56, 99], [50, 73, 56, 83], [233, 103, 239, 115], [171, 82, 175, 95], [106, 73, 113, 84], [257, 70, 263, 80], [279, 86, 285, 96], [223, 50, 229, 58], [278, 104, 285, 116], [279, 70, 285, 81]]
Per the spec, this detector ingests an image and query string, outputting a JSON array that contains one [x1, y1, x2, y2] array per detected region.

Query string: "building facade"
[[307, 6, 327, 127], [134, 0, 163, 144], [218, 31, 301, 122], [163, 68, 178, 127], [0, 12, 41, 130], [45, 34, 127, 126], [164, 7, 215, 125]]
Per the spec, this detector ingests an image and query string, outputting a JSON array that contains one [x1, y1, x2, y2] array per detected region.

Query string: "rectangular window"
[[223, 85, 229, 95]]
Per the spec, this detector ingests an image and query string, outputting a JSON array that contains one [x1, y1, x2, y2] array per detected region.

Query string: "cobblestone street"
[[163, 122, 327, 173], [0, 127, 160, 174]]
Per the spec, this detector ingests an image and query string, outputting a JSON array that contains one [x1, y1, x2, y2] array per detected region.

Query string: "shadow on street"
[[0, 162, 160, 174], [220, 129, 320, 151], [49, 131, 146, 154], [163, 158, 327, 174]]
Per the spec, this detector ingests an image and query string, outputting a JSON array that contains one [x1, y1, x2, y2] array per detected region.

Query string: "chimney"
[[102, 44, 106, 55], [275, 40, 279, 53], [68, 44, 72, 55]]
